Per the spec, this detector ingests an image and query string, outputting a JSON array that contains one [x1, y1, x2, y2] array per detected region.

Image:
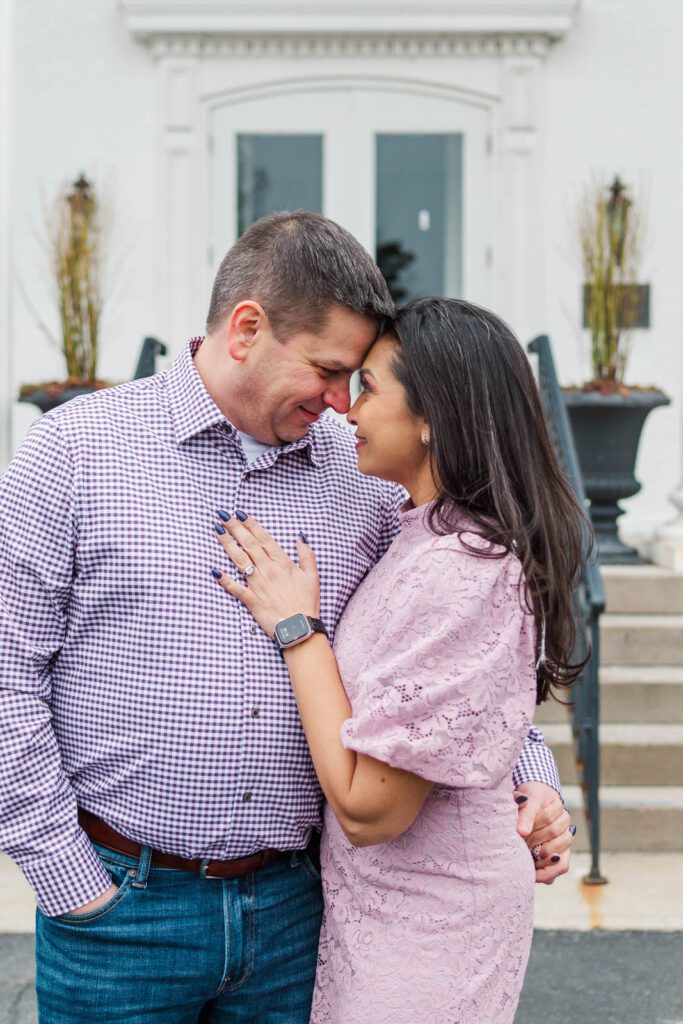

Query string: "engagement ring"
[[243, 564, 256, 578]]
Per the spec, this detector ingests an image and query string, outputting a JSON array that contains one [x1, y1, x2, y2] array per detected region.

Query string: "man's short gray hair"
[[206, 211, 395, 339]]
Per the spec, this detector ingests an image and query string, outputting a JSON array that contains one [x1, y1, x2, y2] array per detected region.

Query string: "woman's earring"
[[421, 431, 430, 447]]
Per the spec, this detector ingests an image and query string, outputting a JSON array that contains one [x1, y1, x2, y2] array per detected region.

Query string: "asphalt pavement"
[[517, 930, 683, 1023], [1, 930, 682, 1023]]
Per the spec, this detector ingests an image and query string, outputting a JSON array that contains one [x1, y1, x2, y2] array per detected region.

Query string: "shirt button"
[[250, 625, 258, 635], [251, 707, 260, 719], [242, 792, 253, 803]]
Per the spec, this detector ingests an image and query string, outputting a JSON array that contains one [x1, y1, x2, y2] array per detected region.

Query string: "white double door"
[[211, 83, 493, 306]]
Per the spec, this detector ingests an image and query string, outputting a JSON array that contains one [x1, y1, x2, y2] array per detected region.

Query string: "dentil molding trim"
[[147, 34, 553, 60], [120, 1, 580, 53]]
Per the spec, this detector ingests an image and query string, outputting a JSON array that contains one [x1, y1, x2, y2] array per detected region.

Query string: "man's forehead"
[[316, 355, 364, 373], [307, 334, 375, 372]]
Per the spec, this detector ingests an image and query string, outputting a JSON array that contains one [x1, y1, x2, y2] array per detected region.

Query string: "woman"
[[211, 298, 586, 1023]]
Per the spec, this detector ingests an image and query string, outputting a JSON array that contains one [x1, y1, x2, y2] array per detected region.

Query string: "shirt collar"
[[167, 338, 320, 466], [167, 338, 230, 444]]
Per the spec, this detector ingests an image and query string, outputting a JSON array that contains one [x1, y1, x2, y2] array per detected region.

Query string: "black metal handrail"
[[528, 335, 607, 885], [133, 336, 168, 380]]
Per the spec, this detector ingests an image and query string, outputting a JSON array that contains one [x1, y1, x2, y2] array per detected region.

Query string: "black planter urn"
[[563, 389, 670, 564], [18, 383, 100, 415]]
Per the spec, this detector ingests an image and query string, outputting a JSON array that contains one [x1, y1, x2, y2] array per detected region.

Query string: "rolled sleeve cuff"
[[20, 828, 113, 918], [512, 725, 562, 796]]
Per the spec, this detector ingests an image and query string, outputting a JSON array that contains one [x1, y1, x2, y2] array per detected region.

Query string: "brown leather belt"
[[78, 809, 288, 880]]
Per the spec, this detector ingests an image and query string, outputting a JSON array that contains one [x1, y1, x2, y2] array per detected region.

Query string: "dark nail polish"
[[235, 510, 248, 523], [569, 824, 577, 836], [217, 510, 231, 522], [299, 532, 309, 544], [551, 855, 561, 863], [514, 795, 528, 805], [211, 569, 223, 580], [214, 523, 226, 535]]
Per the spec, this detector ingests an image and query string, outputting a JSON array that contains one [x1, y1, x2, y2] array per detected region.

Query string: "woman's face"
[[347, 335, 432, 493]]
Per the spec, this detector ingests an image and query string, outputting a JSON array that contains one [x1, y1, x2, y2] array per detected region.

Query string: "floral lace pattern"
[[311, 504, 537, 1024]]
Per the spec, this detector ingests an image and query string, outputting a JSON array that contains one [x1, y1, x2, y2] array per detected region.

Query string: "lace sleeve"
[[340, 543, 537, 788]]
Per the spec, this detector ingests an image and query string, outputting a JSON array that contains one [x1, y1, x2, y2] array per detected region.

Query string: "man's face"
[[240, 305, 378, 445]]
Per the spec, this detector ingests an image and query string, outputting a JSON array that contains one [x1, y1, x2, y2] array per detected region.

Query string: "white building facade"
[[2, 0, 681, 551]]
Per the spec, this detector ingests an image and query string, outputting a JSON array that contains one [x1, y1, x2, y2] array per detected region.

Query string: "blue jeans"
[[35, 839, 324, 1023]]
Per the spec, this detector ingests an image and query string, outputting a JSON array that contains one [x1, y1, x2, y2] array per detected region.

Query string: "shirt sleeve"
[[512, 725, 563, 796], [0, 415, 112, 916], [340, 542, 537, 789], [374, 484, 404, 561]]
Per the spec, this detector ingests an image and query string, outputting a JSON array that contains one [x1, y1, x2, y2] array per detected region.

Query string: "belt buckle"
[[199, 858, 224, 880]]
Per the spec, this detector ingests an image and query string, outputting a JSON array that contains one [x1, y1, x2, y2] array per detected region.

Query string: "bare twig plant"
[[48, 173, 104, 382], [579, 175, 645, 388]]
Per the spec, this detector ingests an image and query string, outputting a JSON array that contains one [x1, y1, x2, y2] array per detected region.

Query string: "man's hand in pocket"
[[68, 883, 119, 916]]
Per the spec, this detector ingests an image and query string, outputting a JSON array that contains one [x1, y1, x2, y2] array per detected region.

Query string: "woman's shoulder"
[[418, 523, 525, 602], [424, 516, 519, 562]]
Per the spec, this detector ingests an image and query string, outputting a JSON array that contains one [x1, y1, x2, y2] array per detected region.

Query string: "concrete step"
[[542, 723, 683, 786], [602, 565, 683, 615], [534, 665, 683, 724], [563, 786, 683, 852], [600, 614, 683, 666]]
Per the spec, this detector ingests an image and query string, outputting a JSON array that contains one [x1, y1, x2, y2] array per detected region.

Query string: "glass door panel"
[[237, 134, 323, 235], [350, 88, 492, 307], [210, 86, 491, 305], [376, 133, 462, 304], [211, 90, 350, 264]]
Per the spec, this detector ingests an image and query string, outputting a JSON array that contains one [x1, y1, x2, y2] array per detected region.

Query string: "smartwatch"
[[273, 613, 328, 651]]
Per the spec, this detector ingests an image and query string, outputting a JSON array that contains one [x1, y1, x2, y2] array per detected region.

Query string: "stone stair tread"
[[563, 570, 683, 848], [601, 613, 683, 627], [562, 785, 683, 808], [601, 566, 683, 614], [602, 566, 683, 580], [599, 665, 683, 683], [599, 615, 683, 665], [561, 786, 683, 850], [542, 722, 683, 744]]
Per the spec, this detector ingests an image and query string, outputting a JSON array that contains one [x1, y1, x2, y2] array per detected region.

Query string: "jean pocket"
[[300, 851, 322, 884], [54, 865, 136, 925]]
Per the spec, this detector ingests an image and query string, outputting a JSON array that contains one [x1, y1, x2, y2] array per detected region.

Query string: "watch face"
[[275, 614, 310, 646]]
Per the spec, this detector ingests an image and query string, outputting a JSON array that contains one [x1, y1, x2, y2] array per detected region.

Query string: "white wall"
[[542, 0, 683, 538], [9, 0, 160, 449], [0, 0, 13, 467], [6, 0, 682, 542]]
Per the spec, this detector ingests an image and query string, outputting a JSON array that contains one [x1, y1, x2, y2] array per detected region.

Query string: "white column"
[[151, 39, 203, 350], [496, 40, 548, 340], [0, 0, 13, 469]]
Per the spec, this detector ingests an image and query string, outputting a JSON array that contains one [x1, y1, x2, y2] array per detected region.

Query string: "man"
[[0, 212, 572, 1023]]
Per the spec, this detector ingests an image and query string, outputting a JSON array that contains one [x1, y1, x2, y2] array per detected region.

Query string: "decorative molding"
[[129, 0, 578, 422], [120, 1, 580, 52], [501, 55, 541, 152], [162, 59, 197, 131], [148, 32, 553, 60], [200, 72, 499, 112]]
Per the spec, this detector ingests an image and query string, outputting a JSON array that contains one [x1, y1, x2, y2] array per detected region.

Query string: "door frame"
[[135, 34, 558, 350], [208, 75, 496, 309]]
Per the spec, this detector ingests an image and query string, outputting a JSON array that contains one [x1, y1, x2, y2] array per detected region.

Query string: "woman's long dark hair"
[[390, 298, 590, 703]]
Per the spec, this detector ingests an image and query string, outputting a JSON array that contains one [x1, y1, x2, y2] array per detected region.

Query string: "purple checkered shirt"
[[0, 340, 560, 917]]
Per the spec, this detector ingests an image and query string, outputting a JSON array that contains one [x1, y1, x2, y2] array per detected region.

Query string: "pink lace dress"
[[311, 504, 537, 1024]]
